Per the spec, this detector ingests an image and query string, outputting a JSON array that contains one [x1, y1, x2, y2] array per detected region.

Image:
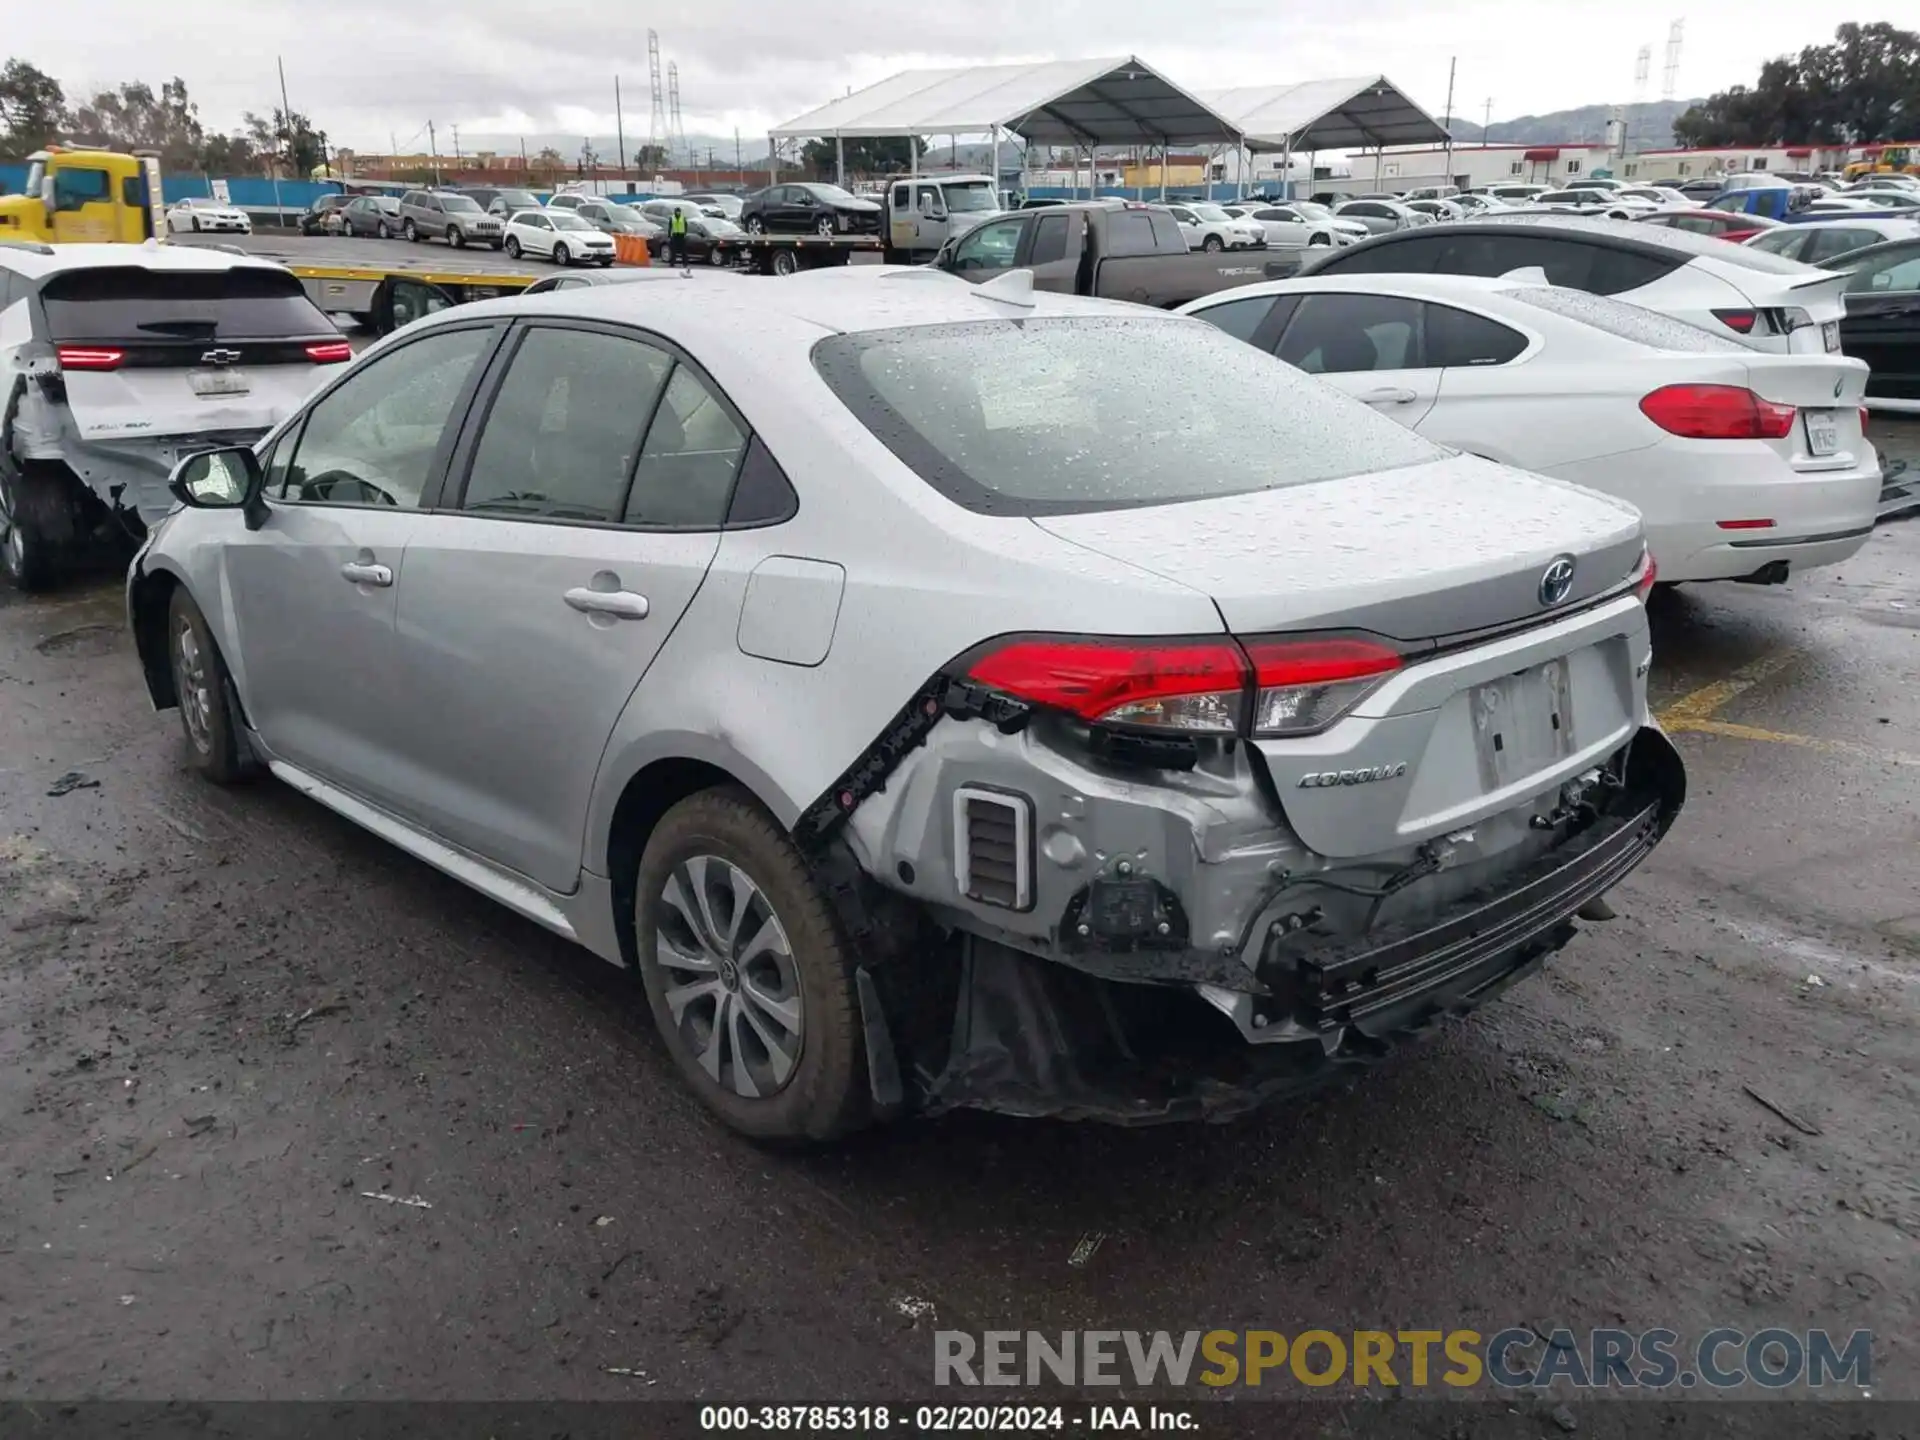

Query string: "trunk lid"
[[1031, 452, 1644, 641], [58, 350, 330, 442]]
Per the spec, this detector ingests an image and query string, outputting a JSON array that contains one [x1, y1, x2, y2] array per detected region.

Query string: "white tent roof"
[[1207, 77, 1452, 153], [771, 57, 1244, 147]]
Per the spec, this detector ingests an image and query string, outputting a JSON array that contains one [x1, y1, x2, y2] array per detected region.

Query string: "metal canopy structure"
[[1206, 76, 1450, 153], [771, 56, 1244, 147]]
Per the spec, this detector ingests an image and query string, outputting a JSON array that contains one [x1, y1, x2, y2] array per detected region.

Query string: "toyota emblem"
[[1538, 555, 1577, 608]]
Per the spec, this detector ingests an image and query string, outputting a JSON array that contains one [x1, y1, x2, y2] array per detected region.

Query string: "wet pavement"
[[1, 429, 1916, 1429]]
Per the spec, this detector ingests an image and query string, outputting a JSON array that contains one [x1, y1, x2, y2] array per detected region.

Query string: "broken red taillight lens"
[[55, 345, 125, 371], [1639, 384, 1795, 440], [965, 633, 1402, 738], [1629, 546, 1657, 603], [305, 340, 353, 363]]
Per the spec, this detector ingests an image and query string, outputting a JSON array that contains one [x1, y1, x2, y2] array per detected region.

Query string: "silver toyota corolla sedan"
[[127, 270, 1685, 1141]]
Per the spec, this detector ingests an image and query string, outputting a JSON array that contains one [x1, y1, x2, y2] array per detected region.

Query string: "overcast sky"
[[12, 0, 1839, 153]]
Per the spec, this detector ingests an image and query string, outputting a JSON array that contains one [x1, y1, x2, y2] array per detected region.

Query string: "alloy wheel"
[[0, 470, 23, 580], [654, 855, 804, 1099], [171, 617, 213, 755], [553, 242, 570, 266], [745, 216, 765, 234], [815, 215, 836, 236]]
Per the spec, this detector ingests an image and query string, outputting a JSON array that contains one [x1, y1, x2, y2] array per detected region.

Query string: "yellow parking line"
[[1675, 718, 1920, 767], [1656, 648, 1802, 728]]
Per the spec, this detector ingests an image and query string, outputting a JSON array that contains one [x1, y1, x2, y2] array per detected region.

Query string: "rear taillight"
[[967, 638, 1248, 734], [965, 633, 1401, 738], [1711, 307, 1757, 334], [1630, 546, 1657, 603], [56, 345, 124, 371], [1639, 384, 1795, 440], [1242, 636, 1402, 737], [306, 341, 353, 363], [1860, 407, 1869, 433]]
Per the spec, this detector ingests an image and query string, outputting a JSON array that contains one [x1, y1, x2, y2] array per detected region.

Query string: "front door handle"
[[340, 561, 393, 587], [564, 587, 650, 620], [1361, 386, 1419, 405]]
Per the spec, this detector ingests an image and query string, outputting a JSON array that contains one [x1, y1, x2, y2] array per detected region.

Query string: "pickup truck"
[[927, 201, 1296, 308]]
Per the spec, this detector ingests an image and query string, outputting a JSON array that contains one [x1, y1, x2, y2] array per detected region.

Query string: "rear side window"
[[1105, 213, 1158, 256], [1277, 293, 1426, 372], [1806, 228, 1883, 264], [1426, 304, 1529, 366], [41, 266, 334, 341], [1310, 235, 1447, 274], [1029, 214, 1070, 266], [1147, 212, 1185, 251]]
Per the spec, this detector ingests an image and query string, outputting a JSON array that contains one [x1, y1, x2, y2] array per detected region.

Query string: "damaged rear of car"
[[1, 242, 346, 590], [799, 314, 1686, 1127]]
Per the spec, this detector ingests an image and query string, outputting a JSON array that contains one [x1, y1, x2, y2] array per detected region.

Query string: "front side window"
[[1187, 295, 1277, 343], [626, 366, 749, 528], [52, 167, 112, 211], [812, 317, 1443, 516], [949, 218, 1023, 272], [1277, 293, 1427, 373], [462, 327, 671, 522], [1806, 228, 1883, 264], [280, 326, 494, 508]]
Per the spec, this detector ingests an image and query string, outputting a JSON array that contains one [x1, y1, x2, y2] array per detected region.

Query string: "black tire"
[[708, 246, 726, 266], [634, 788, 866, 1143], [166, 587, 257, 785], [1309, 232, 1332, 246], [771, 249, 799, 277], [0, 460, 65, 593], [377, 221, 391, 239], [503, 235, 522, 259], [447, 226, 465, 249], [1202, 234, 1225, 252], [815, 215, 837, 236], [191, 216, 202, 233], [403, 220, 419, 242], [552, 242, 570, 266], [745, 215, 766, 234]]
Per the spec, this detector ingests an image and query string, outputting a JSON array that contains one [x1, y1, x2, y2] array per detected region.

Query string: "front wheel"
[[815, 215, 837, 236], [503, 235, 522, 259], [376, 221, 391, 239], [708, 246, 726, 266], [167, 587, 257, 784], [191, 216, 202, 233], [744, 215, 766, 234], [1202, 234, 1225, 252], [447, 226, 465, 249], [403, 220, 419, 242], [634, 788, 866, 1143], [552, 242, 571, 266], [1309, 232, 1332, 246]]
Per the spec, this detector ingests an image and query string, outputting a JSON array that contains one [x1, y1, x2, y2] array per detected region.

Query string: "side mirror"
[[170, 446, 265, 526]]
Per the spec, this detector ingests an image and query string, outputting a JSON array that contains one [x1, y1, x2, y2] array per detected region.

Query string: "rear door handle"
[[1361, 386, 1419, 405], [564, 587, 650, 620], [340, 561, 393, 587]]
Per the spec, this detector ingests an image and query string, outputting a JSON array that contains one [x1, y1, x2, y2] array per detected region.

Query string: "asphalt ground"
[[0, 424, 1915, 1435]]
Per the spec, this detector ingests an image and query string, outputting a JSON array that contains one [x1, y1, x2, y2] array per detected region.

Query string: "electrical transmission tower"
[[1661, 19, 1685, 104], [668, 61, 688, 169], [646, 30, 668, 169], [1624, 45, 1651, 153]]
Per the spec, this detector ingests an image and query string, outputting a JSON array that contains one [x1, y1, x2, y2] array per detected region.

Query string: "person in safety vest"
[[668, 206, 688, 267]]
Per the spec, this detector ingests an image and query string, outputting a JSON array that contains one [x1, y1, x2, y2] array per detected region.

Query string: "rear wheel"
[[770, 249, 800, 277], [634, 788, 866, 1144], [167, 587, 256, 784], [0, 461, 68, 593], [552, 242, 571, 266], [708, 246, 726, 266]]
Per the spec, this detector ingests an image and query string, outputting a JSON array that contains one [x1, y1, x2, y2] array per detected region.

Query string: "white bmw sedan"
[[1183, 273, 1882, 583], [128, 273, 1681, 1140]]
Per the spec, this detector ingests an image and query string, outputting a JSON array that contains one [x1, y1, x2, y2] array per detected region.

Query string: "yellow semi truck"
[[0, 147, 165, 243]]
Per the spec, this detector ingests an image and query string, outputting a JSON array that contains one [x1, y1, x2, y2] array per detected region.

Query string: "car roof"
[[1187, 272, 1525, 306], [0, 239, 290, 279], [1346, 212, 1817, 273]]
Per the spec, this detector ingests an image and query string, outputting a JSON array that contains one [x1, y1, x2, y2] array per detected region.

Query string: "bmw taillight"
[[306, 340, 353, 363], [1710, 307, 1757, 334], [1639, 384, 1795, 440], [56, 345, 125, 371], [964, 633, 1402, 738]]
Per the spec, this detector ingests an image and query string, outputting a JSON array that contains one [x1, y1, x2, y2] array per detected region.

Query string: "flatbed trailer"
[[734, 234, 884, 276]]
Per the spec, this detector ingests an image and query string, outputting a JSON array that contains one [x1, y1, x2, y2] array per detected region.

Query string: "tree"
[[633, 142, 668, 170], [66, 78, 206, 169], [0, 58, 66, 158], [199, 132, 257, 174], [1673, 21, 1920, 146], [800, 135, 919, 178], [244, 107, 326, 176]]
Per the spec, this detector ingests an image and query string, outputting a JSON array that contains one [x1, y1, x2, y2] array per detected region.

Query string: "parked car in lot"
[[459, 186, 543, 222], [1485, 183, 1555, 205], [1305, 214, 1850, 354], [575, 199, 664, 242], [126, 274, 1682, 1138], [930, 200, 1294, 308], [679, 215, 747, 265], [0, 243, 349, 591], [684, 193, 745, 220], [340, 194, 403, 238], [740, 183, 882, 236], [1165, 201, 1265, 251], [1405, 198, 1468, 223], [1537, 189, 1657, 220], [1822, 237, 1920, 404], [1241, 203, 1367, 248], [501, 208, 617, 265], [1333, 199, 1430, 234], [298, 195, 353, 236], [166, 196, 252, 235], [1745, 218, 1920, 265], [1636, 208, 1781, 243], [1615, 186, 1693, 208], [398, 190, 504, 249], [1182, 274, 1882, 580]]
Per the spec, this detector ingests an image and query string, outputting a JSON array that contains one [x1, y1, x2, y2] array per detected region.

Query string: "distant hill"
[[1447, 98, 1706, 149]]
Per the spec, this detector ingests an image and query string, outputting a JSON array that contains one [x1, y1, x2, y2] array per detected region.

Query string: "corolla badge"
[[1538, 554, 1577, 608], [1298, 763, 1408, 788]]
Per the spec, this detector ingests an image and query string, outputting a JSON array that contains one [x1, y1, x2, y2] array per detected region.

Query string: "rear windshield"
[[1502, 286, 1749, 352], [812, 317, 1444, 516], [41, 266, 333, 342]]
